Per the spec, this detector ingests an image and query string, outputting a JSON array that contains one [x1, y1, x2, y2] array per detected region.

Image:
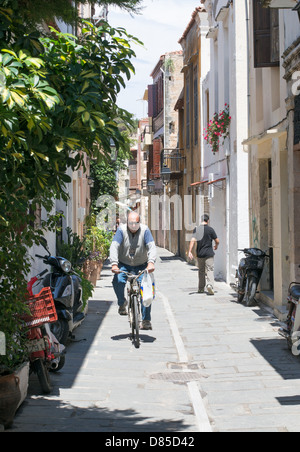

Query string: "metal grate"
[[150, 372, 203, 383]]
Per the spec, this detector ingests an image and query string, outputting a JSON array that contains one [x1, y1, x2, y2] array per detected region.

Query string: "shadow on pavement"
[[12, 399, 190, 432]]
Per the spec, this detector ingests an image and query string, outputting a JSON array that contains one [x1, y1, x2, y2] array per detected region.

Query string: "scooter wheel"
[[50, 318, 69, 346], [245, 277, 257, 307], [32, 359, 52, 394]]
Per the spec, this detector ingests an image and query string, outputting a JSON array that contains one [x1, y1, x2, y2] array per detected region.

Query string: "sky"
[[97, 0, 201, 119]]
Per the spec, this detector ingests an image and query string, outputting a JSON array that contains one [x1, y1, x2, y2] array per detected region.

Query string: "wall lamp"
[[161, 167, 171, 186]]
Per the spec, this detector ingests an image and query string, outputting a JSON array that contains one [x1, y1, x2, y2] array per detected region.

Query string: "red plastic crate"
[[23, 287, 58, 328]]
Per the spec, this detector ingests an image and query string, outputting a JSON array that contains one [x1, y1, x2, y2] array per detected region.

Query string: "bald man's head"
[[127, 211, 140, 233]]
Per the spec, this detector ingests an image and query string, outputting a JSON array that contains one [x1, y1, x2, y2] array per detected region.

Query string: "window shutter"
[[253, 0, 279, 68], [271, 9, 280, 64], [193, 66, 199, 145], [148, 85, 154, 117], [148, 84, 158, 118], [153, 139, 161, 178], [129, 160, 137, 188], [294, 94, 300, 146], [186, 78, 190, 148], [147, 145, 153, 180]]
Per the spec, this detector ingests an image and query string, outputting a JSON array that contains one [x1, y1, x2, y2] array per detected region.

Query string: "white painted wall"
[[202, 0, 250, 283]]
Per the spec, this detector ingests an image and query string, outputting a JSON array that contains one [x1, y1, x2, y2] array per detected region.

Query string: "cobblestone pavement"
[[8, 248, 300, 432]]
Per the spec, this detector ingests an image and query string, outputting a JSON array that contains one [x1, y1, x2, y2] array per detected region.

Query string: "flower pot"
[[15, 362, 29, 409], [83, 260, 91, 280], [89, 260, 103, 287], [0, 373, 21, 429], [83, 259, 103, 286], [0, 362, 29, 429]]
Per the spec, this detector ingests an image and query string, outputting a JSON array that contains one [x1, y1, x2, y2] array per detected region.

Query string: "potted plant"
[[0, 311, 30, 429], [83, 227, 114, 286], [56, 228, 94, 310], [203, 104, 231, 154]]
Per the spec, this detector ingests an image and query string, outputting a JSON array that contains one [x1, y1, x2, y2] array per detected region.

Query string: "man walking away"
[[188, 214, 219, 295]]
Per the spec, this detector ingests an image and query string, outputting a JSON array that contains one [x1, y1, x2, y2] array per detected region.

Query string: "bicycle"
[[119, 270, 146, 349]]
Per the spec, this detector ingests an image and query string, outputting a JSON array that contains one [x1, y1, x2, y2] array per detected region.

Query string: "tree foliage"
[[0, 0, 144, 28], [0, 5, 142, 369]]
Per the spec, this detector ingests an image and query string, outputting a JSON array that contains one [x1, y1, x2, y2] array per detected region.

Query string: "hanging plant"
[[203, 104, 231, 154]]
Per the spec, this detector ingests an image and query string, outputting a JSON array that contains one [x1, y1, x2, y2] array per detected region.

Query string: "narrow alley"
[[8, 248, 300, 433]]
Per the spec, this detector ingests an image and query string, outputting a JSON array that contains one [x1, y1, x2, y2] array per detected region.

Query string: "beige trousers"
[[197, 257, 214, 292]]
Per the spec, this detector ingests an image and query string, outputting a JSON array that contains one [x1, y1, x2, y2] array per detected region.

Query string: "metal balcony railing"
[[162, 148, 185, 179]]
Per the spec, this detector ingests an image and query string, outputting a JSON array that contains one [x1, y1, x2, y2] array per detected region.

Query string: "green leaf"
[[82, 111, 90, 123]]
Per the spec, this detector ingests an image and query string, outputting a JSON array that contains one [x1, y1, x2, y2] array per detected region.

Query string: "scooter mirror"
[[40, 237, 50, 255]]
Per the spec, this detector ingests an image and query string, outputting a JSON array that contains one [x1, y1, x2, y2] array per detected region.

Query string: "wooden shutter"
[[147, 145, 153, 179], [193, 66, 199, 145], [253, 0, 279, 68], [148, 85, 154, 117], [271, 9, 280, 64], [153, 139, 161, 178], [186, 77, 190, 148], [148, 84, 158, 118], [129, 160, 137, 188]]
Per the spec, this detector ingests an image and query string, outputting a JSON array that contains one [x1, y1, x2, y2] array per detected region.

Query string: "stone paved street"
[[8, 248, 300, 432]]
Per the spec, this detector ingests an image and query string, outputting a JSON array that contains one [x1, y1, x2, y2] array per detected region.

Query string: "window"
[[253, 0, 279, 68], [193, 66, 199, 145], [186, 77, 190, 148], [148, 84, 158, 117], [294, 94, 300, 146]]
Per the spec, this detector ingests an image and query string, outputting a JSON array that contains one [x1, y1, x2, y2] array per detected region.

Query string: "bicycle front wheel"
[[132, 295, 140, 348]]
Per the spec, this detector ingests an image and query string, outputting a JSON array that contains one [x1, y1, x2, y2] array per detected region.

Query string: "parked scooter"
[[25, 270, 65, 393], [35, 241, 87, 345], [233, 248, 269, 307], [279, 267, 300, 356]]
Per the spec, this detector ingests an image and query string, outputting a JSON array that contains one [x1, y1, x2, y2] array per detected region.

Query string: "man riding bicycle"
[[109, 211, 157, 330]]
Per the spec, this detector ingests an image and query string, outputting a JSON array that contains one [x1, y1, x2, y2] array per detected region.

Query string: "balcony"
[[162, 148, 185, 181], [141, 120, 153, 151]]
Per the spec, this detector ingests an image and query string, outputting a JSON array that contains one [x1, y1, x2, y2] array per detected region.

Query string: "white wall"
[[202, 0, 250, 283]]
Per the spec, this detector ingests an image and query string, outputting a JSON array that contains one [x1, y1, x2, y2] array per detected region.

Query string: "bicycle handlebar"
[[118, 269, 147, 280]]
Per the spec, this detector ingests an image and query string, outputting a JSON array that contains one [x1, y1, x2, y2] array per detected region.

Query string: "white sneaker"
[[207, 285, 214, 295]]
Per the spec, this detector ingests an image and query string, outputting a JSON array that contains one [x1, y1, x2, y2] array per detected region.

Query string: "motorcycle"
[[35, 241, 87, 345], [25, 270, 65, 394], [234, 248, 269, 307], [279, 267, 300, 356]]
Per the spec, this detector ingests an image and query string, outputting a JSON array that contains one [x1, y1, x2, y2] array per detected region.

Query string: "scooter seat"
[[290, 285, 300, 300]]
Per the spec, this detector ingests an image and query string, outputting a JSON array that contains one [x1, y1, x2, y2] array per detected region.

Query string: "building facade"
[[243, 0, 300, 317], [146, 51, 184, 252], [143, 1, 300, 320]]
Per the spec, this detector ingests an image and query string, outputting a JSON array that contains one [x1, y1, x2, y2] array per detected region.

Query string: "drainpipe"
[[160, 66, 167, 250], [245, 0, 252, 250]]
